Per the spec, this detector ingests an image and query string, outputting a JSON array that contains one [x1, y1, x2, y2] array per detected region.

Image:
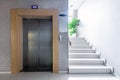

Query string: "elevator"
[[23, 18, 52, 72]]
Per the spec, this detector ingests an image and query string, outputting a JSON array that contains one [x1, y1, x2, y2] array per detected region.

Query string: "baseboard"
[[59, 71, 68, 74], [0, 71, 11, 74], [113, 73, 120, 79]]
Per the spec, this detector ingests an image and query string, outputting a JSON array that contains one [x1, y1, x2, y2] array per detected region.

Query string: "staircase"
[[69, 38, 114, 74]]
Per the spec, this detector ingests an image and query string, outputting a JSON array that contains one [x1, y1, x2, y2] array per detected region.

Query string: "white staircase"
[[69, 38, 114, 74]]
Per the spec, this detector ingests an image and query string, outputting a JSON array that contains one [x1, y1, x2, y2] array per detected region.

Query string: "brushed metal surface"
[[23, 18, 52, 71]]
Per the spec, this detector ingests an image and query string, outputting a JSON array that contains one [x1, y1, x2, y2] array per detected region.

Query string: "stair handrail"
[[69, 40, 71, 46]]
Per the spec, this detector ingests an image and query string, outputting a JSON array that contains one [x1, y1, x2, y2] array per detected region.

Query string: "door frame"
[[11, 9, 58, 74]]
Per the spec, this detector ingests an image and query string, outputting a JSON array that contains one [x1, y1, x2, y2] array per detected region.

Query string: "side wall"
[[78, 0, 120, 76], [0, 0, 68, 72]]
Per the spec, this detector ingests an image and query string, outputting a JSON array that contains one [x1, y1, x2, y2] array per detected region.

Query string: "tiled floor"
[[0, 72, 119, 80]]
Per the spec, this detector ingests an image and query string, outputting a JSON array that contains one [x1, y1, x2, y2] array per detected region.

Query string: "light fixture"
[[31, 5, 38, 9]]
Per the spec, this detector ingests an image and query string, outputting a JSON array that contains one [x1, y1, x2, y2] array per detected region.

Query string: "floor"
[[0, 72, 119, 80]]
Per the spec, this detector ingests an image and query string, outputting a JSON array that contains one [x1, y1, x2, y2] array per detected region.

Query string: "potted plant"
[[68, 18, 80, 36]]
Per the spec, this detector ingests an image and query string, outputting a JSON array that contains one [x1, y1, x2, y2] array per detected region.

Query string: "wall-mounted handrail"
[[69, 40, 71, 46]]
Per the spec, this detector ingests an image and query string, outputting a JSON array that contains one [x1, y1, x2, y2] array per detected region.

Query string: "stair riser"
[[71, 44, 89, 46], [69, 69, 112, 74], [69, 60, 105, 65], [71, 41, 88, 44], [70, 39, 86, 42], [69, 50, 95, 53], [70, 41, 87, 43], [69, 46, 92, 49], [69, 47, 92, 50], [69, 54, 99, 58]]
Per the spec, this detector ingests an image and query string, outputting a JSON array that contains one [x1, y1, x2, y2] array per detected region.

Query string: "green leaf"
[[68, 18, 80, 36]]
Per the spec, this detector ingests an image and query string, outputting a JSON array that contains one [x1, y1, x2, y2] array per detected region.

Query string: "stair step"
[[69, 49, 95, 53], [69, 45, 92, 49], [69, 58, 105, 65], [70, 39, 87, 42], [70, 40, 87, 43], [70, 41, 87, 44], [71, 43, 89, 46], [69, 48, 94, 50], [69, 65, 113, 74], [69, 47, 92, 49], [69, 38, 85, 41], [69, 53, 99, 58]]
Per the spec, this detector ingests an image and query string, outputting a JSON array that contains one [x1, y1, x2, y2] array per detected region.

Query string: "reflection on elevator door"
[[23, 18, 52, 72]]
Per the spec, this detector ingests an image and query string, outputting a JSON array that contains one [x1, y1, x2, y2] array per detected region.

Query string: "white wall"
[[0, 0, 68, 72], [78, 0, 120, 76]]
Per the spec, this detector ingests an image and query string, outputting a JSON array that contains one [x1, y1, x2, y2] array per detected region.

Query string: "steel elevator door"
[[23, 18, 52, 71]]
